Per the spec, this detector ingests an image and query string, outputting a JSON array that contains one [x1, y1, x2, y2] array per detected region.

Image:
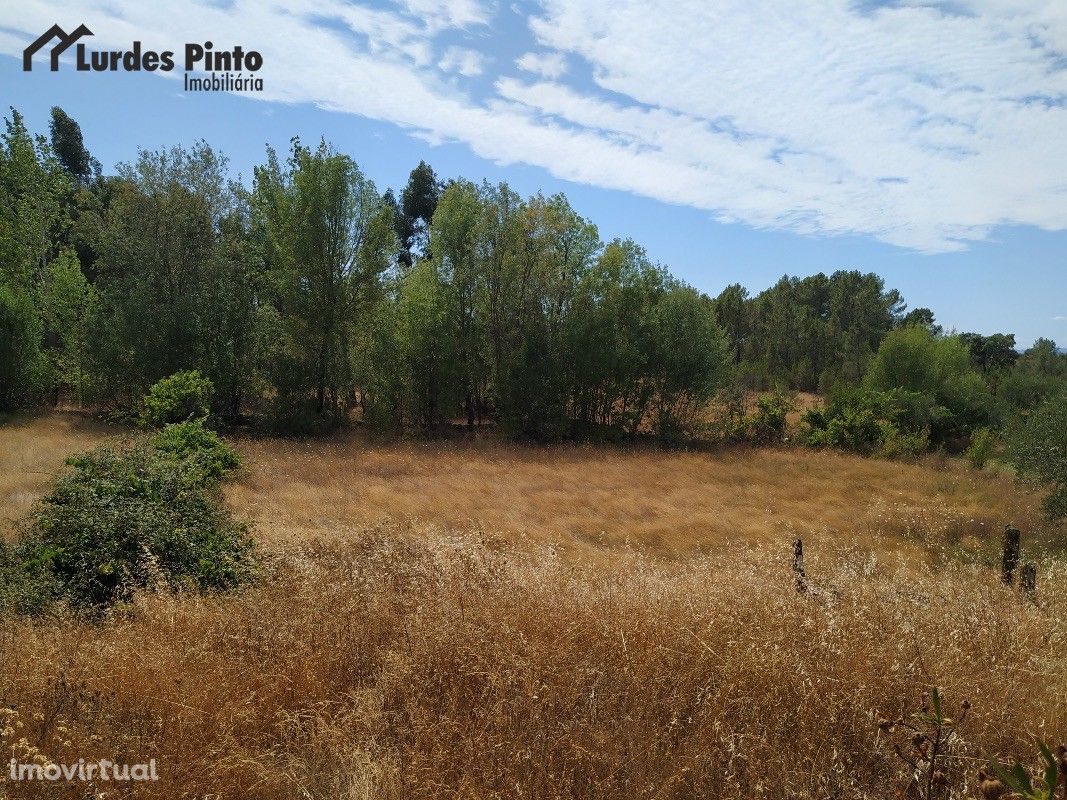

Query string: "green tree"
[[393, 259, 460, 430], [254, 139, 394, 421], [48, 106, 100, 186], [648, 285, 729, 438], [865, 327, 991, 441], [93, 143, 224, 401], [40, 249, 98, 406], [713, 283, 749, 366], [398, 160, 440, 261], [900, 307, 941, 335], [959, 332, 1018, 374], [1006, 394, 1067, 520], [430, 180, 483, 427], [0, 108, 70, 290], [0, 280, 45, 410]]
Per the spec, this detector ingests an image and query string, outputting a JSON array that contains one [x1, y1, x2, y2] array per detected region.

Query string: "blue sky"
[[2, 0, 1065, 346]]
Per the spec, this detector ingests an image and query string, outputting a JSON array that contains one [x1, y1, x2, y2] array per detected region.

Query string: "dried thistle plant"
[[877, 687, 970, 799]]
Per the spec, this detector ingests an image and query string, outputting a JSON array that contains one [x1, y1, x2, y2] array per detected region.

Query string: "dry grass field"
[[0, 414, 120, 540], [229, 431, 1050, 561], [1, 413, 1065, 799]]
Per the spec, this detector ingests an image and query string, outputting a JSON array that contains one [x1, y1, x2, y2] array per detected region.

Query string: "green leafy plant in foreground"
[[987, 742, 1067, 800], [0, 420, 254, 613]]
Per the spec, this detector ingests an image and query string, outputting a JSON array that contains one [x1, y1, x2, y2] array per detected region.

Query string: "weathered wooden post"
[[1021, 562, 1037, 602], [1001, 524, 1021, 585], [792, 537, 807, 593]]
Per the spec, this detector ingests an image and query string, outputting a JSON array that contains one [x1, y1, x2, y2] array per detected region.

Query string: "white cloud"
[[438, 45, 485, 76], [4, 0, 1067, 253], [393, 0, 490, 32], [516, 50, 566, 79]]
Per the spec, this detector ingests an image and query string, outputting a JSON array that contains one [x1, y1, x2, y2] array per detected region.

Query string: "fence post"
[[792, 538, 807, 593], [1021, 562, 1037, 602], [1001, 524, 1021, 585]]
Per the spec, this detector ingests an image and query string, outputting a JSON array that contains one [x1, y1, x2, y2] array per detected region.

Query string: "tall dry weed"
[[2, 527, 1065, 799]]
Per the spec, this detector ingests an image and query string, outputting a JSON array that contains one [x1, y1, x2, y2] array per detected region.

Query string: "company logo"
[[21, 24, 263, 93], [23, 23, 93, 71]]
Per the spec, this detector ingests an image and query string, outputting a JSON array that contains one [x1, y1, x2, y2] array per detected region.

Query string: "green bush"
[[141, 370, 214, 427], [0, 539, 60, 615], [965, 427, 997, 470], [878, 423, 929, 460], [802, 388, 934, 457], [804, 404, 883, 454], [0, 420, 253, 612], [151, 420, 241, 482], [864, 327, 992, 444], [745, 391, 794, 444], [1006, 394, 1067, 521]]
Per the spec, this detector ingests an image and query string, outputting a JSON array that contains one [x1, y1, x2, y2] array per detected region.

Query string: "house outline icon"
[[23, 24, 94, 71]]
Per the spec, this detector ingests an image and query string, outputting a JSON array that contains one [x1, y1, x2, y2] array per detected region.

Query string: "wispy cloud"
[[4, 0, 1066, 253], [438, 45, 485, 77], [516, 51, 566, 79]]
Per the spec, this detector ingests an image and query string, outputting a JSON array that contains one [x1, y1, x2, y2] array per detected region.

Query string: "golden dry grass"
[[0, 414, 120, 541], [228, 432, 1049, 563], [1, 414, 1065, 799], [2, 532, 1066, 799]]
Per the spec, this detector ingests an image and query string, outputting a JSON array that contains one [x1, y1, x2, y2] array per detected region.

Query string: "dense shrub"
[[865, 327, 992, 442], [152, 419, 241, 482], [1007, 394, 1067, 521], [0, 539, 60, 615], [965, 427, 997, 470], [141, 370, 214, 427], [804, 402, 883, 454], [727, 391, 795, 444], [802, 388, 930, 457], [0, 421, 254, 612], [877, 423, 930, 460]]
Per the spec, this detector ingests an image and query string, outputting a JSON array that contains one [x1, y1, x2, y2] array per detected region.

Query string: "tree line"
[[1, 106, 1065, 467]]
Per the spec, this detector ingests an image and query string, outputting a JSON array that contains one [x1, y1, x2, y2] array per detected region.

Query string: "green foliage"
[[647, 286, 729, 439], [745, 271, 904, 391], [41, 248, 98, 405], [877, 423, 930, 460], [0, 104, 1054, 459], [804, 401, 883, 455], [49, 106, 99, 186], [151, 420, 241, 482], [865, 327, 992, 443], [998, 338, 1067, 413], [0, 280, 45, 410], [0, 108, 70, 290], [0, 538, 60, 615], [712, 283, 749, 366], [141, 369, 214, 427], [960, 331, 1017, 374], [1, 420, 252, 612], [802, 388, 930, 458], [393, 259, 461, 431], [729, 391, 795, 444], [92, 142, 235, 402], [398, 160, 440, 256], [253, 138, 394, 426], [990, 742, 1064, 800], [1006, 394, 1067, 520], [965, 427, 997, 470]]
